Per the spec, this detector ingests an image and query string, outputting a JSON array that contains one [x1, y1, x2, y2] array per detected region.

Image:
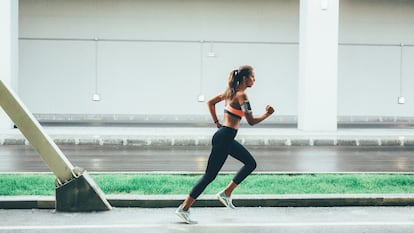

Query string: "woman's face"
[[246, 71, 255, 88]]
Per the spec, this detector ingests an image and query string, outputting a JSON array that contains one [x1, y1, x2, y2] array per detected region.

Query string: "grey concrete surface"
[[0, 207, 413, 233]]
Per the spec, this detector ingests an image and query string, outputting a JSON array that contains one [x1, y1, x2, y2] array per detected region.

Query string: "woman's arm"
[[207, 94, 224, 128], [238, 93, 274, 126]]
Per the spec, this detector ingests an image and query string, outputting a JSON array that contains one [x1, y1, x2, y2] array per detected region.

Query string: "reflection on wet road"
[[1, 145, 413, 173]]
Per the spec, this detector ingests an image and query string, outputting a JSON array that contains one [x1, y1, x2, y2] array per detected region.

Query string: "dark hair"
[[223, 65, 253, 99]]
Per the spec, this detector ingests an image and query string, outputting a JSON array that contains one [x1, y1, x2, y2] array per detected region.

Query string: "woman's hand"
[[265, 105, 275, 115], [215, 121, 222, 128]]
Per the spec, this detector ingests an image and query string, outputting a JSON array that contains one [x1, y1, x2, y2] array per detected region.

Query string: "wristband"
[[214, 120, 219, 124]]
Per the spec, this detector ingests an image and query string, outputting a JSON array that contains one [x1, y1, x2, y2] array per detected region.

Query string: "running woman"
[[176, 65, 275, 224]]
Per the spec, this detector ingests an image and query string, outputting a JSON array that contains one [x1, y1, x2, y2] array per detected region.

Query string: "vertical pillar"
[[298, 0, 339, 131], [0, 0, 18, 129]]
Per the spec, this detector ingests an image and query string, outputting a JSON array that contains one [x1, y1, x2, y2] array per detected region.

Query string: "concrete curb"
[[2, 125, 414, 147], [1, 194, 414, 210], [2, 135, 414, 147]]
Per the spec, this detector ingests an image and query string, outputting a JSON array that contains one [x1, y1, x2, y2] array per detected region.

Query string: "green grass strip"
[[0, 173, 413, 196]]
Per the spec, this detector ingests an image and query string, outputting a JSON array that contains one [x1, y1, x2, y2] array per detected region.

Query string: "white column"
[[0, 0, 18, 129], [298, 0, 339, 131]]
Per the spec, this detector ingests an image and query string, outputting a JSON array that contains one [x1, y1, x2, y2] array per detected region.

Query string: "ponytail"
[[223, 65, 253, 99]]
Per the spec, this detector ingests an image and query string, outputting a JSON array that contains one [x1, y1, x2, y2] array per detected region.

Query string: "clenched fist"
[[265, 105, 275, 115]]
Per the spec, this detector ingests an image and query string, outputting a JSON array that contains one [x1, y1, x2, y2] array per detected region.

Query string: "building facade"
[[1, 0, 414, 129]]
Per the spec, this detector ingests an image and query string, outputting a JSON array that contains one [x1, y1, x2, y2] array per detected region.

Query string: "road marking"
[[1, 221, 413, 230]]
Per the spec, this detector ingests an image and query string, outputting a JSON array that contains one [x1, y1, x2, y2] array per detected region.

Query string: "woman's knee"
[[248, 159, 257, 171]]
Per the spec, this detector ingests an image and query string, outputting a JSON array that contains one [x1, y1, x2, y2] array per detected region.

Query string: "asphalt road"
[[1, 207, 413, 233], [0, 145, 413, 173]]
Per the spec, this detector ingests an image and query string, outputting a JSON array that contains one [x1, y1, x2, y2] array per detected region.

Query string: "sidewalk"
[[2, 125, 414, 147]]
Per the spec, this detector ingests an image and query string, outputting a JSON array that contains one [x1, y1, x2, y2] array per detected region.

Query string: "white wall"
[[19, 0, 299, 116], [18, 0, 414, 119], [338, 45, 414, 116], [338, 0, 414, 117]]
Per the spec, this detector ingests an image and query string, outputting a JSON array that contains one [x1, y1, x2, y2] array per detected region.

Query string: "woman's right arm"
[[238, 93, 275, 126], [207, 94, 224, 128]]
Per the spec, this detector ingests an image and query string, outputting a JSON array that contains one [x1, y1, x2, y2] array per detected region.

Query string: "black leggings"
[[189, 126, 257, 199]]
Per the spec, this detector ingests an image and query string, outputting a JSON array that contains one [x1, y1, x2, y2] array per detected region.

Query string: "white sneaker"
[[216, 190, 236, 209], [175, 205, 197, 224]]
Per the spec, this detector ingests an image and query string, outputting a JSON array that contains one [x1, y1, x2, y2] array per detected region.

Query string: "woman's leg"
[[188, 145, 229, 199], [225, 140, 257, 195], [223, 181, 238, 197], [177, 127, 237, 224], [181, 195, 195, 211], [186, 127, 236, 204], [177, 139, 231, 223]]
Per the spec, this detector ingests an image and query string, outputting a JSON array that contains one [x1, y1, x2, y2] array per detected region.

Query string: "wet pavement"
[[0, 145, 413, 173]]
